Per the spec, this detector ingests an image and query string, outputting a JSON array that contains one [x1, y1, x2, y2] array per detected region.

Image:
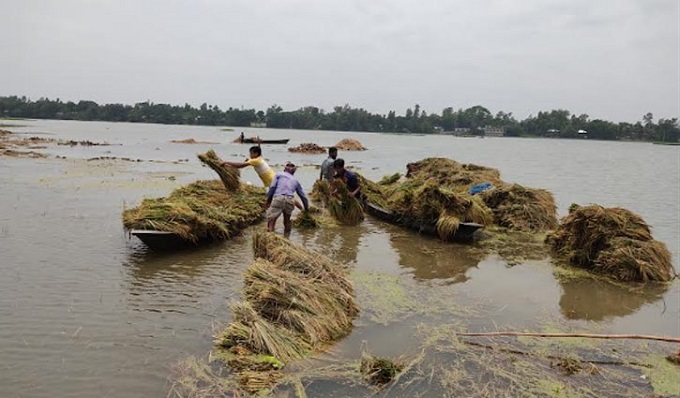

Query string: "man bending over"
[[265, 162, 309, 234]]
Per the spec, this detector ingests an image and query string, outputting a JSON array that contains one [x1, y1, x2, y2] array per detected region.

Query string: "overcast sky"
[[2, 0, 678, 122]]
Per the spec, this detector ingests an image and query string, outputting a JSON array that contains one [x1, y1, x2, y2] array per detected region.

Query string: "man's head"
[[249, 146, 262, 158], [328, 146, 338, 159], [284, 162, 297, 174], [333, 158, 345, 172]]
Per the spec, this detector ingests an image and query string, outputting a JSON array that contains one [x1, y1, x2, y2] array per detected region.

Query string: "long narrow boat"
[[364, 201, 483, 242], [129, 229, 195, 250], [240, 138, 290, 144]]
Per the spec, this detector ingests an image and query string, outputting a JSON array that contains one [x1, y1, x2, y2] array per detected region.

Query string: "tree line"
[[1, 95, 677, 142]]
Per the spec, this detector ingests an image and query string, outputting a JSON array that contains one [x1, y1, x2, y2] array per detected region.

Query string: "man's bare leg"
[[283, 213, 292, 234]]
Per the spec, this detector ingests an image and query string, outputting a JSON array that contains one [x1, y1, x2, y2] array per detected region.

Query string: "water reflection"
[[123, 241, 233, 282], [558, 278, 669, 321], [389, 229, 485, 284], [297, 224, 364, 266]]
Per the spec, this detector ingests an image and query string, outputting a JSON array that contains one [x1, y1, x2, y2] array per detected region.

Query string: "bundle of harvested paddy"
[[292, 210, 320, 228], [252, 231, 356, 294], [334, 138, 367, 151], [405, 157, 503, 193], [481, 183, 558, 233], [378, 173, 402, 185], [244, 259, 356, 344], [360, 353, 405, 385], [197, 149, 240, 191], [310, 179, 331, 204], [122, 180, 265, 242], [287, 142, 326, 154], [388, 181, 492, 239], [216, 301, 310, 361], [357, 174, 390, 208], [546, 205, 674, 282], [328, 179, 364, 225], [215, 232, 358, 392]]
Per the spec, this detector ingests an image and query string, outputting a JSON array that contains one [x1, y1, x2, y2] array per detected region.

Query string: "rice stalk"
[[198, 149, 241, 191]]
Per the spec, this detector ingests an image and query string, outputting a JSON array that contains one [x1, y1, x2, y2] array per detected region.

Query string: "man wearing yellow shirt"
[[221, 146, 275, 187]]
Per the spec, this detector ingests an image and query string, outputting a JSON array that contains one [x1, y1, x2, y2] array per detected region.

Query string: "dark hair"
[[249, 146, 262, 156], [328, 146, 337, 155], [333, 158, 345, 169]]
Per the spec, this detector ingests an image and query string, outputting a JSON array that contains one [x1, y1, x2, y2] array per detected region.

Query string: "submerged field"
[[0, 120, 678, 397]]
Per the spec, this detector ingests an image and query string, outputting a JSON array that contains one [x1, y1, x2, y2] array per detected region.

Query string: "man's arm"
[[265, 176, 278, 205], [222, 160, 249, 169], [295, 183, 310, 211], [348, 174, 360, 197]]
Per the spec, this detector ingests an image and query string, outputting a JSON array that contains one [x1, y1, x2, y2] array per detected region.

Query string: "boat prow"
[[130, 229, 195, 251]]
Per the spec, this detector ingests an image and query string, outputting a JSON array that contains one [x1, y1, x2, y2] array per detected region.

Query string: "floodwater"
[[1, 120, 678, 397]]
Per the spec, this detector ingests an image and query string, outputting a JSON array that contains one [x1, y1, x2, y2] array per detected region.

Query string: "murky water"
[[1, 120, 678, 397]]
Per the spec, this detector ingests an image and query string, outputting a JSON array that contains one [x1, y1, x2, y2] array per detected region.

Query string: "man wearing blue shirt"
[[265, 162, 310, 233], [333, 158, 361, 200]]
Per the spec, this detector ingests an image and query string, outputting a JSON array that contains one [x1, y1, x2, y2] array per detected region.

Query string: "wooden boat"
[[364, 201, 483, 242], [129, 229, 197, 250], [240, 138, 290, 144]]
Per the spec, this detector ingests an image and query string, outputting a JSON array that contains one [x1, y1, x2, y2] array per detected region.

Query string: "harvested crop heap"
[[287, 142, 326, 154], [214, 231, 358, 392], [363, 158, 558, 236], [334, 138, 367, 151], [122, 180, 265, 242], [405, 158, 503, 193], [481, 183, 558, 233], [546, 204, 674, 282]]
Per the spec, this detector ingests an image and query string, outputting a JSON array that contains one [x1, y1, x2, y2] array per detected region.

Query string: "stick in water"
[[457, 332, 680, 344]]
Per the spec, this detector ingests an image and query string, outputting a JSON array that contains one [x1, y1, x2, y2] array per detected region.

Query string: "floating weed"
[[639, 354, 680, 396]]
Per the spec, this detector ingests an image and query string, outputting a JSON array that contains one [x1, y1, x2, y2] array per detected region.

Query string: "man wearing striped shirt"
[[265, 162, 309, 234]]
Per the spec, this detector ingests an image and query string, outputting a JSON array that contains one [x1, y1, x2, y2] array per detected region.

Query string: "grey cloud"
[[0, 0, 677, 122]]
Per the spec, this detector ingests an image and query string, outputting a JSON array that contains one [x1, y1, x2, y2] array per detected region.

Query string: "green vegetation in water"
[[638, 354, 680, 396], [221, 127, 234, 131], [350, 270, 416, 324]]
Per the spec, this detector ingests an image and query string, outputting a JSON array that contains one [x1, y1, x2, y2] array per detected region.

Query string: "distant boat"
[[238, 137, 290, 145]]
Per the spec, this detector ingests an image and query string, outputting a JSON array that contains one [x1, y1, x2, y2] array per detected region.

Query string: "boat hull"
[[364, 201, 483, 242]]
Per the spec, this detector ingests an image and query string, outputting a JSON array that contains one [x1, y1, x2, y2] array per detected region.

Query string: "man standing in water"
[[266, 162, 309, 234], [319, 146, 338, 181], [221, 145, 275, 187]]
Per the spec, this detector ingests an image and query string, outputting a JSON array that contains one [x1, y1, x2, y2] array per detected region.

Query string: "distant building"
[[250, 122, 266, 128], [483, 126, 505, 137]]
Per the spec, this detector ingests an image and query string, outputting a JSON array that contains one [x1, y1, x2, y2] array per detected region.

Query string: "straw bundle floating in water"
[[197, 149, 240, 191], [217, 301, 310, 361], [292, 210, 320, 228], [481, 183, 558, 233], [334, 138, 367, 151], [122, 180, 265, 242], [360, 352, 406, 385], [244, 258, 356, 344], [546, 204, 674, 282], [287, 142, 326, 154], [214, 231, 358, 392]]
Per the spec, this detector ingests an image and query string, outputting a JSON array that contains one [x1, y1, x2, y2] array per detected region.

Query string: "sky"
[[1, 0, 678, 123]]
